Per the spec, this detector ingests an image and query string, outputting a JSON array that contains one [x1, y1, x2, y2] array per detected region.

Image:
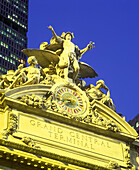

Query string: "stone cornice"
[[0, 138, 107, 170], [1, 96, 137, 143]]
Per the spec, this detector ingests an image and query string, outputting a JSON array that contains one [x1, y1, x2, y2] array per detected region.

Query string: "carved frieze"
[[18, 93, 51, 110], [2, 108, 18, 139], [8, 110, 18, 134], [17, 92, 121, 133], [83, 108, 121, 132], [124, 145, 133, 168], [22, 137, 40, 149], [106, 161, 119, 169]]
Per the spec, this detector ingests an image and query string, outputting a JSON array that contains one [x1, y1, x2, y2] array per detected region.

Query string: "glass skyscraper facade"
[[0, 0, 28, 74]]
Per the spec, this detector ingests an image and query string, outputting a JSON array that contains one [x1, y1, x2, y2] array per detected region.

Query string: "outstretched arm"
[[48, 25, 62, 43], [48, 26, 57, 39], [80, 41, 95, 56], [11, 64, 24, 79]]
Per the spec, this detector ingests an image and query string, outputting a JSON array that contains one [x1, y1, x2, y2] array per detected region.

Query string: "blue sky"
[[27, 0, 139, 122]]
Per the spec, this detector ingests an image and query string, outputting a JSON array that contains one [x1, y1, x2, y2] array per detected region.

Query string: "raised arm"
[[11, 64, 24, 79], [48, 25, 62, 43], [80, 41, 95, 56]]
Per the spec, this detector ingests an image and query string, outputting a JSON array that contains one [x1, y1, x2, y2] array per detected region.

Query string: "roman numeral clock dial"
[[51, 83, 89, 118]]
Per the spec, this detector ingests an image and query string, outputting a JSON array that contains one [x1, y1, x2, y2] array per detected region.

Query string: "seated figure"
[[9, 56, 42, 89], [0, 70, 15, 89], [23, 26, 97, 84], [86, 80, 116, 111]]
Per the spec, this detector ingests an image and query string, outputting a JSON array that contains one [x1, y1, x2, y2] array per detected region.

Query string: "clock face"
[[55, 86, 87, 116]]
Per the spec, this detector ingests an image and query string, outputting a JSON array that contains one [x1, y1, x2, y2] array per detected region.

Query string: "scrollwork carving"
[[124, 146, 133, 168], [18, 93, 51, 110], [8, 111, 18, 134], [83, 109, 121, 132], [106, 161, 119, 169], [22, 137, 40, 149], [18, 93, 121, 133], [1, 109, 18, 139], [105, 120, 121, 132], [51, 101, 59, 112]]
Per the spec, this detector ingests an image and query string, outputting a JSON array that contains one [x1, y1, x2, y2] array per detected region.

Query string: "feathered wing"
[[78, 62, 98, 79], [23, 49, 59, 68]]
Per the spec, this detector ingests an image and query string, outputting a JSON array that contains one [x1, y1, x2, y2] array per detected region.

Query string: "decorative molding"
[[18, 93, 121, 133], [2, 108, 18, 139], [18, 93, 51, 110], [8, 110, 18, 134], [1, 130, 8, 140], [49, 101, 121, 133], [83, 108, 121, 132], [124, 145, 133, 168], [0, 139, 108, 170], [106, 161, 119, 169], [105, 120, 121, 132], [22, 137, 40, 149]]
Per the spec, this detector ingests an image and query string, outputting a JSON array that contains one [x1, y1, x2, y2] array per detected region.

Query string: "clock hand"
[[57, 96, 77, 104], [63, 98, 77, 104]]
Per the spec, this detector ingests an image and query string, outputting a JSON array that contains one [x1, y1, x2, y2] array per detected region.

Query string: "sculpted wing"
[[23, 49, 59, 68], [44, 43, 63, 52], [78, 62, 98, 79]]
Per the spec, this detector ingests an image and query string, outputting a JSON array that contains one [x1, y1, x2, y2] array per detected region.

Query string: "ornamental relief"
[[22, 137, 40, 149], [2, 108, 18, 139], [17, 93, 121, 133], [124, 145, 132, 168], [17, 93, 51, 110]]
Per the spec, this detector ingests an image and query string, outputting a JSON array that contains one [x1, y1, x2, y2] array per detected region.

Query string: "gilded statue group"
[[0, 26, 115, 111]]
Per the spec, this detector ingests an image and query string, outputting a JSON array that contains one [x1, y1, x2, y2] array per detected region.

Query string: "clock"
[[51, 83, 89, 117]]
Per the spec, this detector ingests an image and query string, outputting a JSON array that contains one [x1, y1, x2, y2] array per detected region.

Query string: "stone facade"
[[0, 26, 138, 169], [0, 83, 138, 169]]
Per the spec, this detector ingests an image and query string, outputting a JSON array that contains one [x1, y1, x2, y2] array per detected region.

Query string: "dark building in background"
[[128, 114, 139, 134], [0, 0, 28, 74]]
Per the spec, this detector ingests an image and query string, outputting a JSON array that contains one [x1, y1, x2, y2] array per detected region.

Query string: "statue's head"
[[40, 42, 48, 50], [61, 32, 74, 40], [28, 56, 38, 65]]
